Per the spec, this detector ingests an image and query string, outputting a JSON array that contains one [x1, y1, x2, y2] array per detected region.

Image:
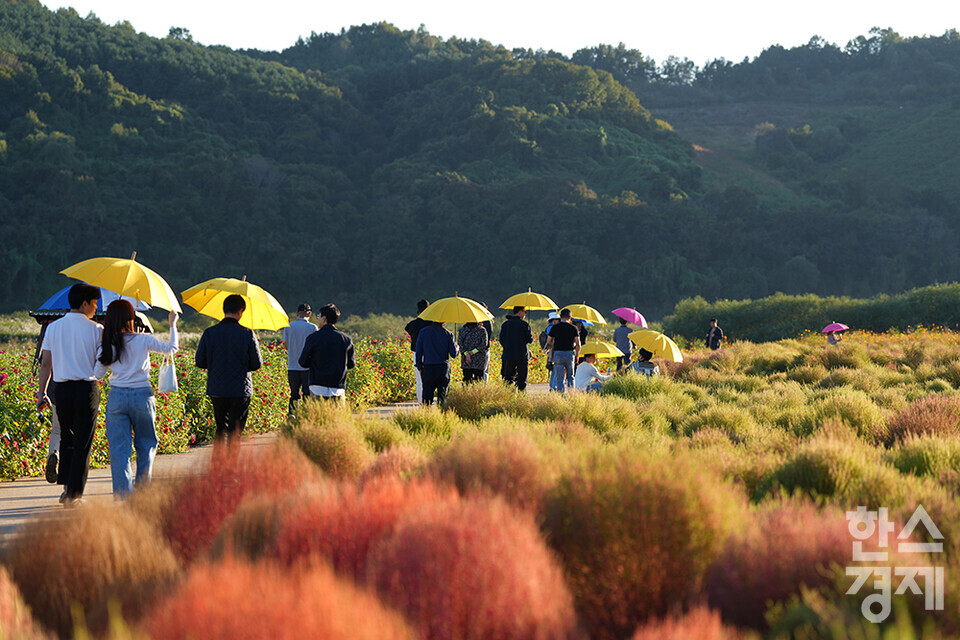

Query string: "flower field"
[[4, 328, 960, 637]]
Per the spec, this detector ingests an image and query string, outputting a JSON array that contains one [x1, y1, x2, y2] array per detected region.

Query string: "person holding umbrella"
[[614, 318, 633, 370], [415, 321, 458, 405], [498, 306, 534, 391], [545, 308, 581, 393], [94, 300, 179, 497], [195, 294, 264, 442], [457, 321, 489, 384], [35, 283, 103, 507]]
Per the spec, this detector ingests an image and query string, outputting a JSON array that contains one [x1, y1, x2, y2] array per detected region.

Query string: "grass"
[[4, 327, 960, 636]]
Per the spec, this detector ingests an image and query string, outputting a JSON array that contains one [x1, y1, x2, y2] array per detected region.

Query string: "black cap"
[[297, 303, 312, 313]]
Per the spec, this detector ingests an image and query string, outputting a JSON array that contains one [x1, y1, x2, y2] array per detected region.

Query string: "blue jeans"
[[105, 386, 157, 497], [551, 351, 575, 392]]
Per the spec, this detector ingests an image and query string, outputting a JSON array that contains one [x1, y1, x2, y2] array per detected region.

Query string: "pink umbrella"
[[821, 322, 849, 334], [611, 307, 648, 328]]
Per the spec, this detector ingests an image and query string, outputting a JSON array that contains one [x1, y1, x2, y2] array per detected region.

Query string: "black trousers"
[[287, 370, 311, 412], [211, 396, 251, 442], [54, 380, 100, 499], [501, 359, 528, 391], [462, 368, 484, 384], [420, 363, 451, 405]]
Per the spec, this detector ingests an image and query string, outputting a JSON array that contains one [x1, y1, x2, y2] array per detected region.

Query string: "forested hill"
[[1, 0, 959, 319]]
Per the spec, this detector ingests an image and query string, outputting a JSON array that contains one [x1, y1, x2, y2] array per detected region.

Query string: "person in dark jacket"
[[498, 306, 533, 390], [195, 294, 263, 442], [706, 318, 724, 350], [299, 303, 355, 403], [415, 321, 458, 405], [404, 298, 431, 404]]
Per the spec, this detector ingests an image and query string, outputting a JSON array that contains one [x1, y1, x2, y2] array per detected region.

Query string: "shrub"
[[630, 606, 735, 640], [0, 566, 49, 640], [362, 419, 408, 453], [272, 477, 459, 580], [140, 559, 416, 640], [367, 496, 578, 640], [818, 343, 872, 370], [427, 428, 558, 512], [599, 372, 667, 402], [705, 499, 852, 629], [207, 488, 317, 562], [290, 420, 373, 480], [359, 443, 428, 483], [393, 406, 471, 450], [4, 504, 181, 638], [786, 363, 828, 385], [765, 437, 877, 499], [542, 450, 742, 640], [798, 389, 888, 442], [887, 395, 960, 445], [682, 404, 760, 443], [885, 435, 960, 478], [161, 440, 319, 563], [444, 381, 529, 421]]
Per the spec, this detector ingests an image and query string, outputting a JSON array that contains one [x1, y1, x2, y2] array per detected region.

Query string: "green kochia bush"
[[885, 435, 960, 478], [764, 437, 878, 499], [542, 449, 743, 640]]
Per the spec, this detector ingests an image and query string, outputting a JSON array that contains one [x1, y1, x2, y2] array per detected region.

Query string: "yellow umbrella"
[[500, 289, 558, 311], [419, 295, 494, 324], [628, 329, 683, 363], [181, 276, 288, 331], [60, 252, 182, 313], [561, 303, 607, 325], [579, 341, 624, 358]]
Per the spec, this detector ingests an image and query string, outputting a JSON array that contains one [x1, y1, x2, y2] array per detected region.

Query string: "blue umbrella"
[[38, 284, 151, 312], [573, 318, 595, 327]]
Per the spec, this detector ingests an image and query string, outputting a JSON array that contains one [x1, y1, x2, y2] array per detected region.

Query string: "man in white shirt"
[[281, 303, 317, 415], [36, 284, 103, 507], [574, 353, 612, 393]]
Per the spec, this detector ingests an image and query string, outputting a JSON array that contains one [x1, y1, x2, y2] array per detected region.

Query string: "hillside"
[[1, 2, 959, 318]]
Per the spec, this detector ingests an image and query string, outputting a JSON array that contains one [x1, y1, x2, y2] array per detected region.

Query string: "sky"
[[41, 0, 960, 66]]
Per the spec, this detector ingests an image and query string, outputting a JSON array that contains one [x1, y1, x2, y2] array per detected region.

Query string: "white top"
[[283, 318, 317, 370], [95, 325, 178, 388], [42, 312, 103, 382], [574, 361, 610, 390]]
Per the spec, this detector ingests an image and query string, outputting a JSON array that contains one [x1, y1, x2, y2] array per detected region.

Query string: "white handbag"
[[158, 354, 178, 393]]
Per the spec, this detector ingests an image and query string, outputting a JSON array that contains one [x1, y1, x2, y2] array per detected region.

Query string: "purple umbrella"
[[821, 322, 849, 334], [611, 307, 648, 328]]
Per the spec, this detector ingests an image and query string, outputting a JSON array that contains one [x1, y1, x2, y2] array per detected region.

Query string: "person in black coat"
[[498, 306, 533, 390], [404, 298, 431, 404], [195, 294, 263, 442], [299, 303, 355, 403]]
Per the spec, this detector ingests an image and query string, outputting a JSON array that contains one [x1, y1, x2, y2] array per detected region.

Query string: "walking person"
[[404, 299, 431, 404], [498, 306, 533, 390], [545, 308, 581, 392], [480, 302, 493, 382], [94, 300, 179, 498], [458, 321, 489, 384], [415, 321, 458, 405], [614, 318, 633, 371], [195, 294, 263, 442], [282, 303, 317, 415], [299, 303, 355, 403], [706, 318, 724, 351], [35, 284, 103, 507]]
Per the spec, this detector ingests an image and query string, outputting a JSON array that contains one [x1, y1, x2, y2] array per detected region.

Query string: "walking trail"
[[0, 384, 548, 543]]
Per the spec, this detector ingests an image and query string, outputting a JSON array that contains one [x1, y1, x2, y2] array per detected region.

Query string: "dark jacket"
[[404, 317, 432, 353], [415, 323, 458, 368], [195, 318, 263, 397], [498, 315, 533, 361], [299, 324, 356, 389]]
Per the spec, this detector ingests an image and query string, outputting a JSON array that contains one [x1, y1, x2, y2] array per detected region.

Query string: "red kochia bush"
[[705, 498, 851, 629], [4, 504, 181, 638], [426, 429, 556, 513], [273, 477, 459, 579], [542, 450, 742, 640], [886, 395, 960, 444], [141, 559, 416, 640], [630, 607, 734, 640], [367, 496, 578, 640], [0, 566, 50, 640], [162, 440, 319, 563]]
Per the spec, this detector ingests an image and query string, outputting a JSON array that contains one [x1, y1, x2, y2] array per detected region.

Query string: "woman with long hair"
[[95, 300, 178, 497]]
